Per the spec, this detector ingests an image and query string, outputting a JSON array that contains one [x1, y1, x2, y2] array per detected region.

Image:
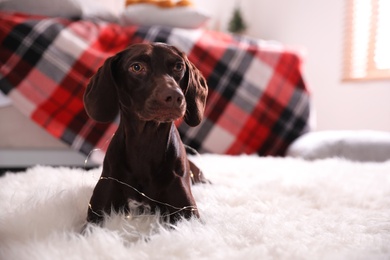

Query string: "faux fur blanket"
[[1, 155, 389, 259]]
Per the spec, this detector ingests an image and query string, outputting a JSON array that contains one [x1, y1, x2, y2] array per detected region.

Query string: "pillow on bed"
[[286, 130, 390, 162], [78, 0, 125, 22], [120, 4, 210, 29], [0, 0, 82, 18], [0, 0, 125, 22]]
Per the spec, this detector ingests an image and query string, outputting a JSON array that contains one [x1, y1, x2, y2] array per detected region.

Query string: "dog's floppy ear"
[[84, 55, 120, 123], [181, 55, 208, 127]]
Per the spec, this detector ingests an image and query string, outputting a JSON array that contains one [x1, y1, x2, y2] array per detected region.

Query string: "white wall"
[[194, 0, 390, 132]]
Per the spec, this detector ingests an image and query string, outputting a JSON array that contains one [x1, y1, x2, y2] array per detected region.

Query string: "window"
[[344, 0, 390, 80]]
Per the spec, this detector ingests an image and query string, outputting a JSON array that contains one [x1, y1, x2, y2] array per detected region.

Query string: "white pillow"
[[0, 0, 82, 18], [120, 4, 210, 29], [0, 0, 125, 22], [79, 0, 125, 22], [286, 130, 390, 162]]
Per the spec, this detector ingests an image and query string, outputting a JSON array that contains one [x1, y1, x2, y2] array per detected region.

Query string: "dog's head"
[[84, 43, 208, 126]]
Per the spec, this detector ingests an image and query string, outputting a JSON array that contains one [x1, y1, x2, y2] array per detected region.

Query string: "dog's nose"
[[161, 88, 184, 107]]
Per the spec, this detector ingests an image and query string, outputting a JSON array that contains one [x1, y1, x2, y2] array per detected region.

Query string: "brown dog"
[[83, 43, 208, 224]]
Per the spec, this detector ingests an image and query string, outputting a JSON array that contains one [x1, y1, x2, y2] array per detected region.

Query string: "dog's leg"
[[184, 145, 210, 184], [188, 159, 210, 184], [87, 180, 129, 224]]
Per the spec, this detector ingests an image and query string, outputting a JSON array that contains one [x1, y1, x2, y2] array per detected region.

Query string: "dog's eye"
[[173, 62, 184, 72], [129, 63, 145, 73]]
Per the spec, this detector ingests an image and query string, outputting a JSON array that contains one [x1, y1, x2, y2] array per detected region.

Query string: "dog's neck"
[[116, 115, 185, 167], [120, 115, 173, 141]]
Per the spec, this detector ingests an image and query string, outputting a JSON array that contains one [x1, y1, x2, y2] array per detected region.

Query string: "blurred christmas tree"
[[228, 6, 247, 34]]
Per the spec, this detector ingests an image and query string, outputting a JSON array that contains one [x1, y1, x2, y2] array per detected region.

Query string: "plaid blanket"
[[0, 12, 310, 156]]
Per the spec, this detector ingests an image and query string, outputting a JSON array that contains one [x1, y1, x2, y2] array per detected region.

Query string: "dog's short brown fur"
[[84, 43, 208, 224]]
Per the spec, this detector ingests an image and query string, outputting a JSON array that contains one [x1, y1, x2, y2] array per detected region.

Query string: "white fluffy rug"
[[1, 155, 390, 259]]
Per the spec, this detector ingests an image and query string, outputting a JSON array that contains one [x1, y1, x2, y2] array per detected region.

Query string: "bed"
[[0, 10, 310, 159]]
